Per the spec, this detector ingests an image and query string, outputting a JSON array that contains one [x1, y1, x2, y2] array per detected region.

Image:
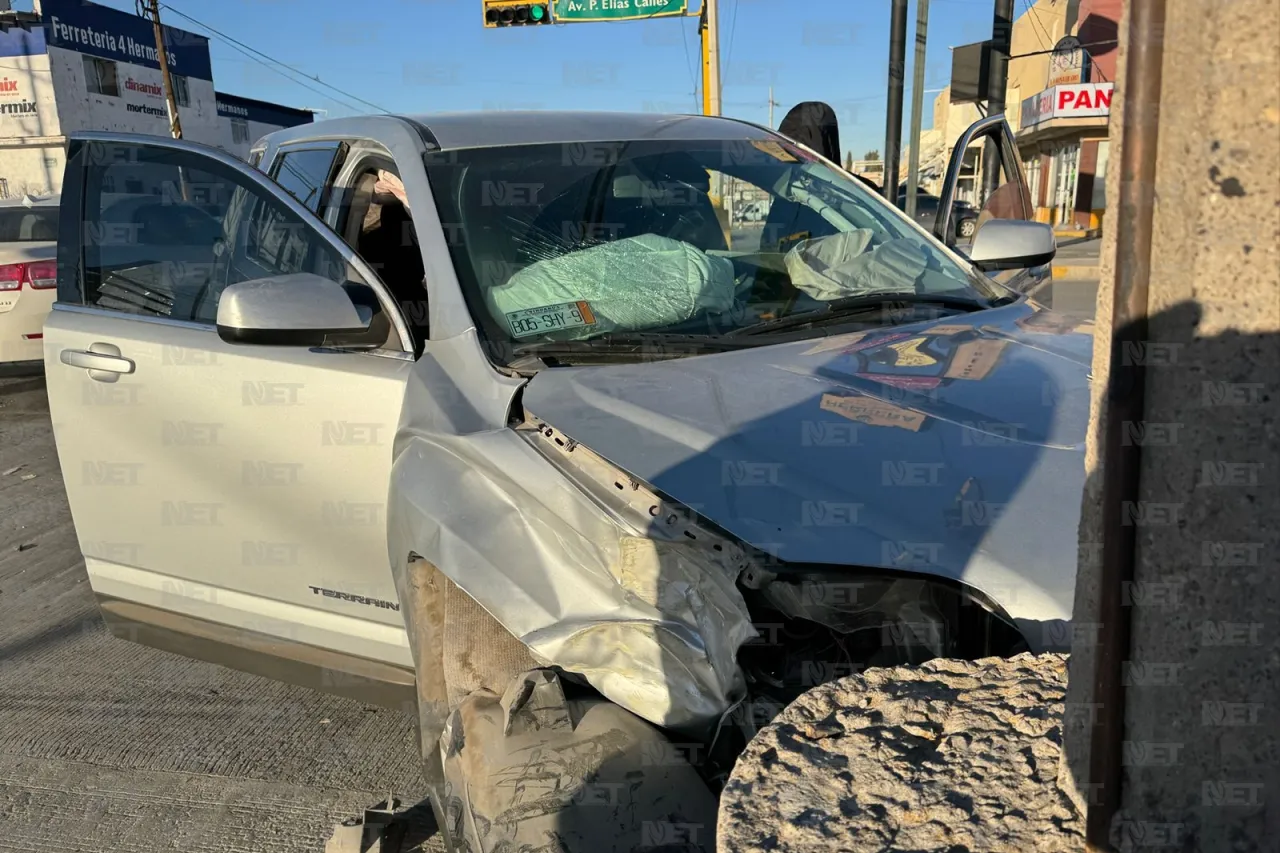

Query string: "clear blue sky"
[[24, 0, 1018, 156]]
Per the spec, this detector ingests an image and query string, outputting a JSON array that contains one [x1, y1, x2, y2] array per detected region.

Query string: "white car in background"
[[0, 194, 60, 365]]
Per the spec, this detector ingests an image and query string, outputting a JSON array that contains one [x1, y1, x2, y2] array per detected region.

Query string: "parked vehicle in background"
[[897, 188, 979, 240], [45, 111, 1065, 853], [952, 198, 980, 238], [0, 195, 59, 365], [736, 200, 766, 223]]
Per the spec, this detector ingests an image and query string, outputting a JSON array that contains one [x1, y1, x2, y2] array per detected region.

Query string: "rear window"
[[0, 208, 59, 243]]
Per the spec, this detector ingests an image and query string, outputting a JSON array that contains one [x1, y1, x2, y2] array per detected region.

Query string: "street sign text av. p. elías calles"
[[553, 0, 687, 23]]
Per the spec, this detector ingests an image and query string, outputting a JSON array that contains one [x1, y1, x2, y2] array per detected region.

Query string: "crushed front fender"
[[387, 332, 756, 734]]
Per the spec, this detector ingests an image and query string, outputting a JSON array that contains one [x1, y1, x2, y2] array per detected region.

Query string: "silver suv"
[[47, 111, 1082, 852]]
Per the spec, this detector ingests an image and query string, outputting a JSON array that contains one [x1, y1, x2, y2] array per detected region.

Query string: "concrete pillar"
[[1062, 0, 1279, 849]]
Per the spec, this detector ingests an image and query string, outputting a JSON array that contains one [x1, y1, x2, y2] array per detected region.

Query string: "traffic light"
[[483, 2, 551, 28]]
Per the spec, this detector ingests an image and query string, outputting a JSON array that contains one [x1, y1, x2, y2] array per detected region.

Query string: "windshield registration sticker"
[[750, 141, 800, 162], [506, 301, 597, 338]]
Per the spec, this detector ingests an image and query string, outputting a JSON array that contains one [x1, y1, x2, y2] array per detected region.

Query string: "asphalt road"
[[0, 377, 439, 853], [1037, 237, 1102, 320], [1042, 278, 1101, 319]]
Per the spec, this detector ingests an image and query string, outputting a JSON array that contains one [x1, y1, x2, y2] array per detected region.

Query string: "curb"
[[1056, 229, 1103, 246], [0, 364, 46, 397], [1052, 264, 1100, 279], [0, 376, 47, 396]]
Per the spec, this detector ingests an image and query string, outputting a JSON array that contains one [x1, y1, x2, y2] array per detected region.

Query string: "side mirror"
[[967, 219, 1057, 272], [216, 273, 374, 347]]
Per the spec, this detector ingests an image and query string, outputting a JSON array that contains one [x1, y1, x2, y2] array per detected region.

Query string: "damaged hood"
[[521, 301, 1095, 627]]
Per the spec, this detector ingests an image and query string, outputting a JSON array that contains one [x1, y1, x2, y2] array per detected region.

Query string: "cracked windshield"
[[428, 138, 1001, 356]]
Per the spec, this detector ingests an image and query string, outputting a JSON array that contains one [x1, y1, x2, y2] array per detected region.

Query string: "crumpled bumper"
[[387, 365, 757, 733]]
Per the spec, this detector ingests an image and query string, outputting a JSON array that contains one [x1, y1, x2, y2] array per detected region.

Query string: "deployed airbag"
[[487, 234, 737, 340], [785, 232, 930, 301]]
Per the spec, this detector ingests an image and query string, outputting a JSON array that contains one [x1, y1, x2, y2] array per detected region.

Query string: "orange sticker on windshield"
[[750, 141, 799, 162]]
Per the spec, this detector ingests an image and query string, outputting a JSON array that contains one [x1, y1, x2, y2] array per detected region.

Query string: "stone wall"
[[1062, 0, 1280, 848]]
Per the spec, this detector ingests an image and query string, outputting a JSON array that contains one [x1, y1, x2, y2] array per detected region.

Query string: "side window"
[[77, 140, 386, 341], [951, 131, 1033, 245], [245, 186, 315, 276], [335, 162, 427, 342], [248, 149, 265, 169], [83, 56, 119, 97], [270, 146, 343, 213], [171, 75, 190, 108]]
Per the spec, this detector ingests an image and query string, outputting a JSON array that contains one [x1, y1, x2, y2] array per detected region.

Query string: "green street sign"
[[553, 0, 688, 23]]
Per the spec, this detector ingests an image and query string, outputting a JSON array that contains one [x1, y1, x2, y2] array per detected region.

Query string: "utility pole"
[[699, 0, 721, 116], [882, 0, 908, 203], [905, 0, 930, 218], [140, 0, 183, 140], [700, 0, 725, 232], [768, 86, 779, 128], [983, 0, 1014, 198], [986, 0, 1014, 117]]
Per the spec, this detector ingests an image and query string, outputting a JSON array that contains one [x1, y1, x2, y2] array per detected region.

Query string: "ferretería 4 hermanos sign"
[[554, 0, 687, 23]]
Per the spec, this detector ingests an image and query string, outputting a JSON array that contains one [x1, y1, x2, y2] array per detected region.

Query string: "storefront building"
[[1014, 0, 1120, 231], [0, 0, 311, 199], [0, 14, 57, 200], [213, 93, 314, 162], [1018, 81, 1113, 229]]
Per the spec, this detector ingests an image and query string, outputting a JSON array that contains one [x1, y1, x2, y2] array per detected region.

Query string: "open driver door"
[[935, 114, 1049, 294]]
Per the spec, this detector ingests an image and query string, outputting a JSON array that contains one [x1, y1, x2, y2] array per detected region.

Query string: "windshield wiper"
[[506, 332, 759, 365], [725, 292, 995, 337]]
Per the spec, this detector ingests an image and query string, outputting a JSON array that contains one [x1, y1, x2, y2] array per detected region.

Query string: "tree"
[[844, 151, 854, 171], [864, 150, 881, 161]]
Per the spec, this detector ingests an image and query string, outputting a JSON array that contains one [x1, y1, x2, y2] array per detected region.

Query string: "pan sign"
[[1021, 82, 1114, 129], [1047, 35, 1088, 87], [553, 0, 687, 22]]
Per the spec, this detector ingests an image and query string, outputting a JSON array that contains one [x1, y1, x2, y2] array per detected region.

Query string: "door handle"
[[61, 343, 135, 382]]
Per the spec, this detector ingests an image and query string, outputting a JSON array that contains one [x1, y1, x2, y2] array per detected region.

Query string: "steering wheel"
[[661, 205, 727, 252]]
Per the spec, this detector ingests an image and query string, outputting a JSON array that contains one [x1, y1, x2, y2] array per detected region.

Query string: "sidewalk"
[[1052, 262, 1101, 279], [1055, 227, 1102, 242], [1051, 234, 1102, 280]]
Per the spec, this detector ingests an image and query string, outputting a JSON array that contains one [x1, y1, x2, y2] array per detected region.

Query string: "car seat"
[[761, 196, 838, 254], [358, 195, 426, 322], [624, 153, 728, 253]]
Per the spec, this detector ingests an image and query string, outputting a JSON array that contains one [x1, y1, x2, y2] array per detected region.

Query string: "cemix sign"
[[1021, 82, 1114, 129]]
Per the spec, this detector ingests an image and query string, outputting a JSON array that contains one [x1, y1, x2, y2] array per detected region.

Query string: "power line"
[[162, 2, 381, 112], [207, 38, 364, 114], [1011, 39, 1117, 59], [680, 17, 700, 111], [723, 0, 739, 74], [159, 3, 387, 113], [1021, 0, 1054, 52], [1018, 3, 1113, 83]]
